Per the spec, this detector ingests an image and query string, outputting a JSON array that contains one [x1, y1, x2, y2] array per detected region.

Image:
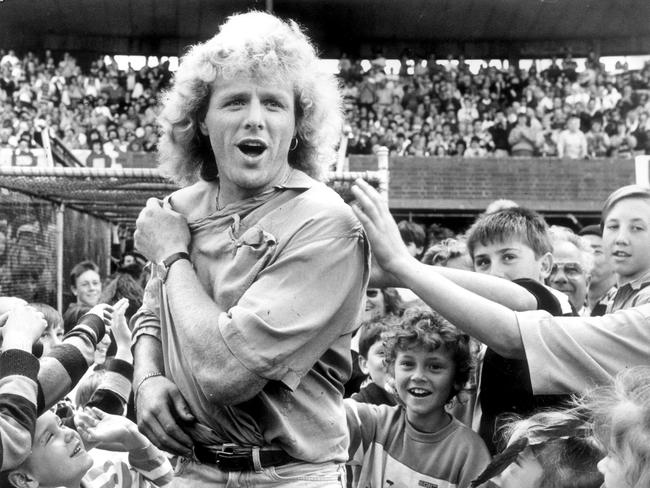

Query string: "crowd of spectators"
[[0, 49, 170, 163], [340, 52, 650, 158], [2, 48, 650, 162]]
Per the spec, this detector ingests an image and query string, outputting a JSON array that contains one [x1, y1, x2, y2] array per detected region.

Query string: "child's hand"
[[77, 407, 148, 452], [111, 298, 131, 349], [111, 298, 133, 362], [0, 296, 27, 316], [350, 179, 414, 275], [0, 305, 47, 352]]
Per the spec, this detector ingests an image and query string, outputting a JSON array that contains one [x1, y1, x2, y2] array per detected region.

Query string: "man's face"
[[473, 238, 550, 282], [548, 240, 590, 311], [201, 77, 295, 202]]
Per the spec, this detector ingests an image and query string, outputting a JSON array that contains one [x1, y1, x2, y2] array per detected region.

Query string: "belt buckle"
[[215, 443, 253, 472]]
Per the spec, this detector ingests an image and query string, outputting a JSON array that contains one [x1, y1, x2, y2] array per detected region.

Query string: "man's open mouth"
[[237, 139, 267, 157]]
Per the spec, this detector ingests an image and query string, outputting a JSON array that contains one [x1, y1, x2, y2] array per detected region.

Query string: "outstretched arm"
[[351, 179, 526, 359], [0, 305, 46, 470], [369, 259, 536, 311]]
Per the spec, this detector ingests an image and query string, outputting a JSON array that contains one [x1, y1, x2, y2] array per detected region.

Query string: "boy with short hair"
[[601, 185, 650, 312], [466, 206, 573, 453], [0, 299, 113, 472], [346, 308, 490, 488], [467, 206, 572, 315], [350, 316, 399, 406], [4, 407, 172, 488], [28, 303, 64, 356]]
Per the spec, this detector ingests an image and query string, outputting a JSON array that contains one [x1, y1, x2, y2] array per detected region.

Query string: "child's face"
[[598, 451, 631, 488], [41, 323, 63, 356], [393, 345, 457, 432], [72, 269, 102, 307], [359, 341, 388, 388], [473, 238, 551, 282], [603, 198, 650, 283], [20, 411, 93, 487], [489, 447, 543, 488]]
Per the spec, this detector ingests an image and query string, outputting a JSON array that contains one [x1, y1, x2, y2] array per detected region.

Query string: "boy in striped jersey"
[[0, 302, 47, 472], [1, 298, 172, 488], [0, 297, 112, 473], [4, 406, 172, 488]]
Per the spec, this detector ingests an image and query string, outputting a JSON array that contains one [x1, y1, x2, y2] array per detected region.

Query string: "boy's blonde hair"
[[470, 411, 603, 488], [581, 366, 650, 488]]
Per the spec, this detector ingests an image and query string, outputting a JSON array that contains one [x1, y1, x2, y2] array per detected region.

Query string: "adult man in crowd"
[[132, 12, 368, 487]]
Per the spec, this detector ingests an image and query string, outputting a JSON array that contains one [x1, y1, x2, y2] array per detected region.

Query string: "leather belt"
[[193, 443, 296, 472]]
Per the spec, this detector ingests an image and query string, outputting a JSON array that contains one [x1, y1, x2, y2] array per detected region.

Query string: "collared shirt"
[[606, 269, 650, 313], [132, 169, 369, 464], [517, 304, 650, 395]]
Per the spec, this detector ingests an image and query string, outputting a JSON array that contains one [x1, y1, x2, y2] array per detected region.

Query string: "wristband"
[[63, 312, 106, 346], [134, 371, 165, 405]]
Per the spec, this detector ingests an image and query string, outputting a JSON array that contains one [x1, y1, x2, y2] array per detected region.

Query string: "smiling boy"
[[4, 408, 172, 488], [601, 185, 650, 312], [345, 308, 489, 488], [466, 206, 574, 453]]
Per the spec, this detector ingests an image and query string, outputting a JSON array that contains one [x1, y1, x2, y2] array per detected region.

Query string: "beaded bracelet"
[[134, 371, 164, 405]]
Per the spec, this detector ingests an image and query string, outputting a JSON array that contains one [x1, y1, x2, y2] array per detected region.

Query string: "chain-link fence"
[[0, 189, 58, 305]]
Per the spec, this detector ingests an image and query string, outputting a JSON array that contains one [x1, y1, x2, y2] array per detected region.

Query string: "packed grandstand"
[[1, 48, 650, 168]]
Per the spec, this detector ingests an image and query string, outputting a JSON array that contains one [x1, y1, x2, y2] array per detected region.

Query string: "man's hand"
[[136, 375, 194, 456], [350, 178, 414, 276], [1, 305, 46, 352], [134, 198, 190, 263]]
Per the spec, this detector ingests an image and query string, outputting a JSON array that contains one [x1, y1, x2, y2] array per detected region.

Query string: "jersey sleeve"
[[0, 349, 40, 470]]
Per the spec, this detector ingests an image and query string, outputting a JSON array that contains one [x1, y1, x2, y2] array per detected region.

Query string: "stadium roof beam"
[[2, 0, 650, 59]]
